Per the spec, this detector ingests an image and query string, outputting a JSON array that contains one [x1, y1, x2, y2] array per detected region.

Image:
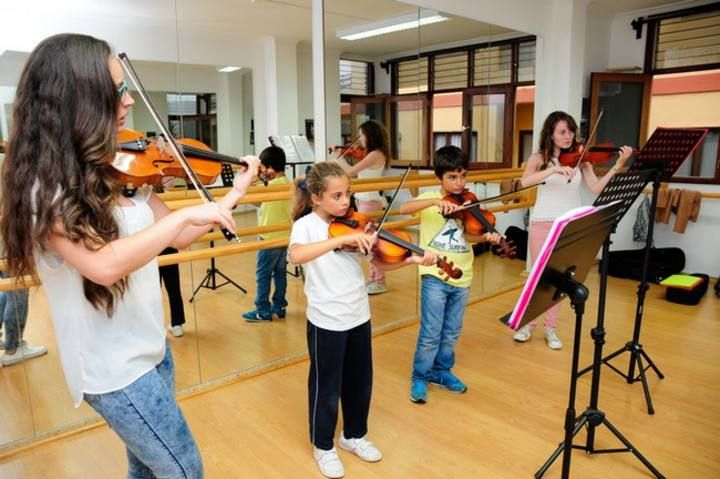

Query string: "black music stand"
[[543, 171, 664, 478], [189, 240, 247, 302], [501, 202, 639, 479], [584, 127, 708, 415]]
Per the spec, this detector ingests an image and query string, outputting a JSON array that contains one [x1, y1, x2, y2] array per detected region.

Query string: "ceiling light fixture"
[[217, 66, 242, 73], [337, 9, 449, 41]]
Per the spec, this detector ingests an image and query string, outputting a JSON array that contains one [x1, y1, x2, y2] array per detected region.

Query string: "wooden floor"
[[0, 216, 526, 444], [0, 272, 718, 478]]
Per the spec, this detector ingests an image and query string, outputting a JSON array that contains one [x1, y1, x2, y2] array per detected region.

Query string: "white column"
[[312, 0, 326, 161]]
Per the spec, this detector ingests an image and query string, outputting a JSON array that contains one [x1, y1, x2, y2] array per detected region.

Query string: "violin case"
[[606, 247, 685, 283], [666, 273, 709, 305]]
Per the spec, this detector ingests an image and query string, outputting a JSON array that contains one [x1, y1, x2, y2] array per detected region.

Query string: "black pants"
[[307, 320, 373, 451], [159, 247, 185, 327]]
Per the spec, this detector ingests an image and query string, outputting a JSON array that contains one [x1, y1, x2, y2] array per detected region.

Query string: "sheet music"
[[270, 136, 301, 165], [291, 135, 315, 162]]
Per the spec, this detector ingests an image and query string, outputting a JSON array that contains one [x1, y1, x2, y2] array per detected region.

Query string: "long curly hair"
[[0, 33, 126, 316], [537, 111, 578, 171], [359, 120, 390, 165]]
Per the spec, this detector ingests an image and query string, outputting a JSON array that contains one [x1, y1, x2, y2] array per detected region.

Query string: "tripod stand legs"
[[536, 410, 666, 479], [189, 264, 247, 303], [587, 342, 664, 415]]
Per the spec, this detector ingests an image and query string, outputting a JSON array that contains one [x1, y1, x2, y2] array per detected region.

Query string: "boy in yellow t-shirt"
[[399, 146, 501, 403], [243, 146, 291, 322]]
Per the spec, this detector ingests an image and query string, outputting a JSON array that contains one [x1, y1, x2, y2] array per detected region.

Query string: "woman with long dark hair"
[[333, 119, 391, 295], [1, 33, 259, 477], [512, 111, 632, 350]]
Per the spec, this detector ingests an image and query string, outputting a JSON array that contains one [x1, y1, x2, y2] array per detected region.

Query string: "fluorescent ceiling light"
[[217, 66, 242, 73], [337, 9, 449, 41]]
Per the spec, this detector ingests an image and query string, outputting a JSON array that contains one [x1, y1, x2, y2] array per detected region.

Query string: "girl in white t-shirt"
[[289, 162, 435, 479], [0, 34, 259, 478], [513, 111, 633, 350]]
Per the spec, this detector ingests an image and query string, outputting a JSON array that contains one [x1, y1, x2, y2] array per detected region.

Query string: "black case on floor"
[[606, 247, 685, 283], [666, 273, 709, 306]]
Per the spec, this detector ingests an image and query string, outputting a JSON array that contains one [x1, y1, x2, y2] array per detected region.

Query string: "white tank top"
[[531, 158, 583, 222], [34, 187, 165, 407], [354, 164, 385, 202]]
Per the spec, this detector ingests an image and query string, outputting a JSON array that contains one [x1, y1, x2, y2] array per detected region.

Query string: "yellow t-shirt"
[[415, 190, 473, 288], [259, 175, 290, 240]]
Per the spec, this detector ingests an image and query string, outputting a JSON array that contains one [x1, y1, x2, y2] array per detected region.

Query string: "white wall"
[[603, 0, 720, 274]]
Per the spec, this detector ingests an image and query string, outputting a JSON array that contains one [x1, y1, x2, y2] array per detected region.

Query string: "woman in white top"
[[0, 33, 259, 478], [513, 111, 633, 350], [333, 119, 391, 295]]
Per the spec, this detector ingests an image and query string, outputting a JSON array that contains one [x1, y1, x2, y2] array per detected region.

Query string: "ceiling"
[[0, 0, 697, 61]]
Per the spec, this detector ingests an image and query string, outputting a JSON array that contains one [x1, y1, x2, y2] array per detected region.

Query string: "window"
[[339, 59, 372, 96], [395, 57, 429, 94], [433, 51, 469, 91], [517, 40, 536, 83], [167, 93, 217, 149], [642, 4, 720, 73], [473, 44, 512, 86]]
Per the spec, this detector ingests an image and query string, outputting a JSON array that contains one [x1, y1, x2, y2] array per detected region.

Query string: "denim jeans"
[[254, 246, 288, 316], [84, 344, 203, 479], [412, 275, 470, 380], [0, 271, 29, 350]]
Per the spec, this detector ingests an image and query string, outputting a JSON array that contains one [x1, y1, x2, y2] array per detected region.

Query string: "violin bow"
[[450, 182, 544, 213], [333, 135, 362, 162], [118, 52, 240, 243], [372, 166, 411, 235], [572, 108, 604, 175]]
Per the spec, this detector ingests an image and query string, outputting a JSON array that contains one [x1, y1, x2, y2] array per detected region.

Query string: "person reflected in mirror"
[[243, 146, 290, 322], [1, 33, 260, 478], [513, 111, 632, 350], [399, 146, 501, 405], [159, 247, 186, 337], [0, 271, 47, 367], [331, 120, 391, 295]]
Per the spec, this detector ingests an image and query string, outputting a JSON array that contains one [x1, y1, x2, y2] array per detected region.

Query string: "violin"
[[328, 209, 462, 281], [114, 129, 270, 189], [443, 189, 517, 259], [558, 142, 626, 168], [329, 144, 366, 161]]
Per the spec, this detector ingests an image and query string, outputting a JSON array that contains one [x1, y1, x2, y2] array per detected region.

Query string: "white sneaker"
[[1, 342, 48, 367], [366, 282, 388, 295], [339, 433, 383, 462], [313, 447, 345, 478], [512, 324, 533, 342], [544, 328, 563, 350], [168, 325, 184, 337]]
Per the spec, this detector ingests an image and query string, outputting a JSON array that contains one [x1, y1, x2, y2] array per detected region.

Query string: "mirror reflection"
[[0, 0, 534, 455]]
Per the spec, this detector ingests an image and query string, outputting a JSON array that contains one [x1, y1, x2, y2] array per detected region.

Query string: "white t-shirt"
[[34, 187, 165, 407], [289, 211, 370, 331], [531, 158, 583, 222]]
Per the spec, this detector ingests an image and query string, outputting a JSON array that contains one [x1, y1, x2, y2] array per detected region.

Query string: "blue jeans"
[[84, 344, 203, 479], [254, 246, 288, 316], [412, 275, 470, 380], [0, 271, 29, 350]]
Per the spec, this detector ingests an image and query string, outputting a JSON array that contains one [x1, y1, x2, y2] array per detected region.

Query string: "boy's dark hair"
[[433, 145, 469, 177], [259, 145, 286, 171]]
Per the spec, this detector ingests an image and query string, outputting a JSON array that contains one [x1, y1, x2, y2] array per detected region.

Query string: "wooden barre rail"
[[0, 200, 533, 292], [160, 169, 526, 210]]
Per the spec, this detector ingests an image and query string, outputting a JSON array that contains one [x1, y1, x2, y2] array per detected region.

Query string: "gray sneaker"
[[367, 281, 389, 295], [2, 342, 48, 367], [513, 324, 533, 342]]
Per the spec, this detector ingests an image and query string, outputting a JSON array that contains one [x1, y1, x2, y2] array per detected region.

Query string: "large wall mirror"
[[0, 0, 535, 452]]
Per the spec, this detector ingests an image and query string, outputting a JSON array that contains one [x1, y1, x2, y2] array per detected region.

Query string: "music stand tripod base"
[[189, 240, 247, 302]]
